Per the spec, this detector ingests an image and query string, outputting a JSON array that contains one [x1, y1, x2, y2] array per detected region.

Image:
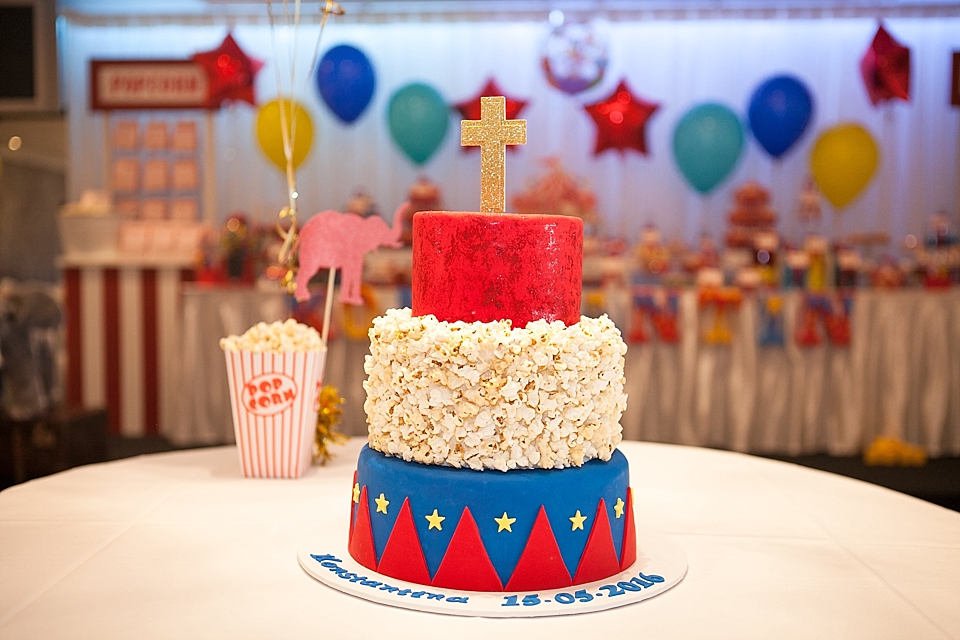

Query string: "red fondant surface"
[[431, 507, 504, 591], [376, 498, 432, 584], [505, 506, 572, 591], [572, 499, 621, 584], [412, 211, 583, 327], [348, 486, 378, 571], [619, 488, 637, 571]]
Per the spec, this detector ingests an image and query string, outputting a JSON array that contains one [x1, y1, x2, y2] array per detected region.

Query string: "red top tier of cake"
[[412, 211, 583, 327]]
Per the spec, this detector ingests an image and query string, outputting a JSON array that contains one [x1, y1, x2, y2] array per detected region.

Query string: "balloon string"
[[313, 1, 343, 348], [267, 0, 342, 273], [287, 0, 300, 166], [302, 2, 343, 97], [285, 0, 301, 210], [266, 0, 296, 199], [266, 0, 300, 267]]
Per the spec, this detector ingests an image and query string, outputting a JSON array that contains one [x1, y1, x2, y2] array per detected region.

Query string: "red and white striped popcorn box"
[[223, 348, 326, 479]]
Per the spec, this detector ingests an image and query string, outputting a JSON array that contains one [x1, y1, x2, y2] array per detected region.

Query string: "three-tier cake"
[[347, 210, 633, 591]]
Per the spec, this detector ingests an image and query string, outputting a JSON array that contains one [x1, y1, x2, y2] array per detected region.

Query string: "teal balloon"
[[672, 103, 745, 194], [387, 83, 449, 165]]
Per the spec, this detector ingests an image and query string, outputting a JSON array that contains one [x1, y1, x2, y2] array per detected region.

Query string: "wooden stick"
[[321, 267, 335, 347]]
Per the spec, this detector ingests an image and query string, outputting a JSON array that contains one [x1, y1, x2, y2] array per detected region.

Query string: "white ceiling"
[[56, 0, 960, 23]]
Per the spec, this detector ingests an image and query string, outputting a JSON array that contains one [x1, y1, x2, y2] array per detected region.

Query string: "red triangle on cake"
[[619, 487, 638, 571], [505, 505, 572, 591], [376, 498, 432, 585], [348, 470, 358, 541], [348, 485, 378, 572], [431, 506, 503, 591], [573, 498, 621, 584]]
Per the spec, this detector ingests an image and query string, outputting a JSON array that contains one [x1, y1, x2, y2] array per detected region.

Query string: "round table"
[[1, 439, 958, 639]]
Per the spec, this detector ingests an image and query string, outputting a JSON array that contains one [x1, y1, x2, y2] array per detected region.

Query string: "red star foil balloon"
[[860, 24, 910, 106], [584, 80, 659, 156], [454, 79, 528, 153], [192, 33, 264, 108]]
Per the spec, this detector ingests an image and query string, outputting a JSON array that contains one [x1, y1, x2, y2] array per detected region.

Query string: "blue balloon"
[[672, 103, 744, 194], [316, 44, 375, 124], [747, 75, 813, 158]]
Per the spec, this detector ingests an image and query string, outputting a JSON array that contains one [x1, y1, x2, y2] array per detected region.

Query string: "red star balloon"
[[860, 24, 910, 106], [192, 33, 264, 108], [584, 80, 659, 156], [454, 78, 528, 153]]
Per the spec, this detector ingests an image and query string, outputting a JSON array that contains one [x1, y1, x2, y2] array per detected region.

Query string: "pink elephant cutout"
[[295, 205, 405, 305]]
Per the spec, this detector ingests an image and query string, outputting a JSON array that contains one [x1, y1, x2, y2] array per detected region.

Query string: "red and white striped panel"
[[64, 266, 193, 436]]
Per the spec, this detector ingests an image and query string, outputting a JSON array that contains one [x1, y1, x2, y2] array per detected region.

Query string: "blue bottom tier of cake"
[[348, 445, 636, 592]]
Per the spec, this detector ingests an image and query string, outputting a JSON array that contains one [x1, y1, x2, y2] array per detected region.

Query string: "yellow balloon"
[[809, 124, 879, 209], [256, 99, 315, 171]]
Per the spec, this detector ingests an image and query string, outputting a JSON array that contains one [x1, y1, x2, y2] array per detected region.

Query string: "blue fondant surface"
[[353, 445, 630, 585]]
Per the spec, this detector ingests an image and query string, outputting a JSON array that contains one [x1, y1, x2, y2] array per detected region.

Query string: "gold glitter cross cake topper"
[[460, 95, 526, 212]]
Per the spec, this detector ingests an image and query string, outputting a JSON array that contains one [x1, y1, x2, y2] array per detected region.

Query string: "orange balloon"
[[809, 124, 879, 209], [256, 99, 314, 171]]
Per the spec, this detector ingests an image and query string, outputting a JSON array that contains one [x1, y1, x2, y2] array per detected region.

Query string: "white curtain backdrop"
[[62, 16, 960, 245], [169, 285, 960, 456]]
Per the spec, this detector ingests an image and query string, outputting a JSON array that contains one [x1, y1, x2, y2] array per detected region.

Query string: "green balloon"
[[672, 103, 744, 194], [387, 83, 449, 165]]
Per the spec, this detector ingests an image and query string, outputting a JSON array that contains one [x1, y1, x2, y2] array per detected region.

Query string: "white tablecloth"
[[1, 439, 958, 639]]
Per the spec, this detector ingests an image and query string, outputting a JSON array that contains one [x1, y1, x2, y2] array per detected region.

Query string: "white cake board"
[[297, 527, 687, 618]]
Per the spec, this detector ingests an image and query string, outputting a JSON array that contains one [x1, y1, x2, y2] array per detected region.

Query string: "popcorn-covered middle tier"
[[412, 211, 583, 328], [363, 308, 628, 471]]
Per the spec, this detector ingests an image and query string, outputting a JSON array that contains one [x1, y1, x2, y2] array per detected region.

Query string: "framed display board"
[[108, 116, 202, 222]]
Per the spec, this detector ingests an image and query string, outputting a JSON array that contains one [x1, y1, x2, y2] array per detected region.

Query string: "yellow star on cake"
[[614, 497, 625, 518], [352, 483, 360, 504], [570, 510, 587, 531], [425, 509, 445, 530], [375, 493, 389, 514], [494, 512, 516, 533]]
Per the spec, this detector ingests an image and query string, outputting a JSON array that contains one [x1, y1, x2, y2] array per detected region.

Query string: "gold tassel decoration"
[[314, 384, 348, 465]]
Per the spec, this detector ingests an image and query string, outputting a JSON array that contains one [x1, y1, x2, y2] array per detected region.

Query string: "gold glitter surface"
[[313, 384, 347, 465], [460, 95, 526, 212]]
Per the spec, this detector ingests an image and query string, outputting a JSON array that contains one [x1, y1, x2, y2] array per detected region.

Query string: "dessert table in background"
[[618, 288, 960, 457], [168, 287, 960, 458], [169, 282, 371, 446], [1, 438, 958, 639]]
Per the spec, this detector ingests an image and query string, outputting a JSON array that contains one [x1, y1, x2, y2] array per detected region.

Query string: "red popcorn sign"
[[242, 372, 298, 416]]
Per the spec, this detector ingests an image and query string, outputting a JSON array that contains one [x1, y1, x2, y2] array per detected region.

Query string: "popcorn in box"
[[222, 320, 326, 479]]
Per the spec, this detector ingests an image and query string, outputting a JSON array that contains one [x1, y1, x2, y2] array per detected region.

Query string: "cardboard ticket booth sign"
[[90, 60, 211, 111]]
